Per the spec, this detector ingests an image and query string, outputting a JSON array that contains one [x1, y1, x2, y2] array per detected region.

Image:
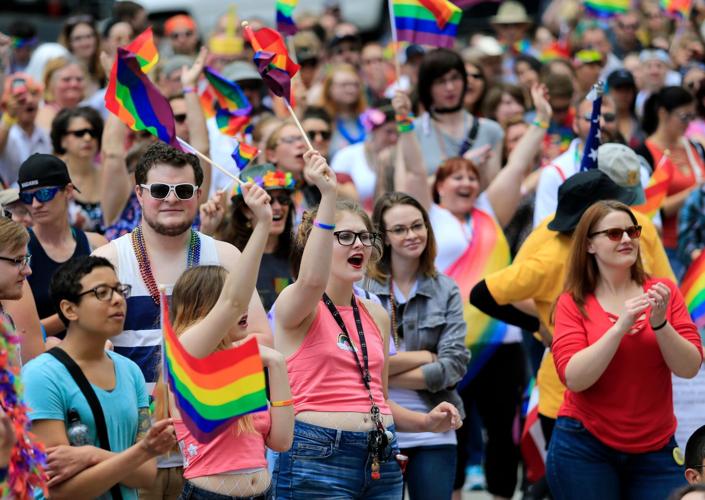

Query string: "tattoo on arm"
[[135, 408, 151, 442]]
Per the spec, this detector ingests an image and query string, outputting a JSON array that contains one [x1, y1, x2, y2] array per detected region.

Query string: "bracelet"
[[182, 86, 195, 94], [652, 319, 668, 331], [531, 119, 549, 129], [313, 220, 335, 231], [1, 113, 17, 128], [270, 399, 294, 407], [396, 113, 415, 133]]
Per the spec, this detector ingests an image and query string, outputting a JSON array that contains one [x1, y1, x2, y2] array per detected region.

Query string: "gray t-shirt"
[[413, 111, 504, 175]]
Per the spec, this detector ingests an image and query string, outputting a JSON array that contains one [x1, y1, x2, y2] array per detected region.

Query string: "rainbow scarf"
[[160, 291, 268, 442], [681, 252, 705, 330], [443, 209, 511, 385]]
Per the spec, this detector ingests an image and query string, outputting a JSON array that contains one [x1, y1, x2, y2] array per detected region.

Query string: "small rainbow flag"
[[214, 103, 251, 137], [231, 141, 259, 169], [660, 0, 692, 18], [125, 27, 159, 72], [392, 0, 463, 49], [243, 24, 300, 104], [583, 0, 630, 18], [203, 67, 252, 117], [444, 208, 511, 386], [276, 0, 298, 36], [632, 152, 673, 218], [681, 251, 705, 330], [160, 290, 268, 442]]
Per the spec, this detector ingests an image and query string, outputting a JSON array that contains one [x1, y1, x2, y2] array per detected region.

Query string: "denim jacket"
[[364, 272, 469, 419]]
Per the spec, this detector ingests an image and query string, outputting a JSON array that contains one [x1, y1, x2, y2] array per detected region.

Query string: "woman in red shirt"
[[548, 200, 703, 500]]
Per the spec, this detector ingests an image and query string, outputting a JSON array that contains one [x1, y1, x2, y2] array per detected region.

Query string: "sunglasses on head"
[[19, 186, 63, 204], [307, 129, 332, 141], [589, 225, 642, 241], [65, 128, 97, 139], [140, 183, 198, 200]]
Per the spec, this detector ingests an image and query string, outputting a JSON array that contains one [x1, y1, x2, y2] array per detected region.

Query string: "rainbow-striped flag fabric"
[[276, 0, 298, 36], [660, 0, 692, 18], [583, 0, 630, 18], [231, 141, 259, 169], [203, 67, 252, 117], [681, 252, 705, 330], [243, 24, 300, 104], [632, 158, 672, 218], [125, 27, 159, 72], [160, 290, 268, 442], [392, 0, 463, 49]]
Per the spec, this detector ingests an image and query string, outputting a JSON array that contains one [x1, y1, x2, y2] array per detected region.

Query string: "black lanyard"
[[322, 293, 383, 429]]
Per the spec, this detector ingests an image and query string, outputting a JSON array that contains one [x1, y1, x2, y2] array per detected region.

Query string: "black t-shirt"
[[257, 253, 293, 312]]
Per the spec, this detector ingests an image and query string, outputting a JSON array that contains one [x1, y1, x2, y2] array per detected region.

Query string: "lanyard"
[[321, 293, 383, 429]]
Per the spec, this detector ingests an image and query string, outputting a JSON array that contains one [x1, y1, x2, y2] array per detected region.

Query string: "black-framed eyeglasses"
[[77, 284, 132, 302], [333, 230, 379, 247], [306, 129, 332, 141], [386, 222, 427, 237], [140, 183, 198, 200], [589, 225, 642, 241], [0, 254, 31, 268]]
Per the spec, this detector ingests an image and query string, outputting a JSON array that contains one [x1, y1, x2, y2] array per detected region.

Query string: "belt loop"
[[335, 429, 342, 449]]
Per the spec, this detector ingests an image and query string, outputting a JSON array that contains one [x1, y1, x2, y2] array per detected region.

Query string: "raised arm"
[[100, 113, 132, 226], [485, 84, 551, 227], [179, 183, 272, 358], [274, 151, 337, 331]]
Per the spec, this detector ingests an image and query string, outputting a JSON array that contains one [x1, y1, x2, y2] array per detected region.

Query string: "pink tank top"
[[287, 300, 391, 415], [174, 411, 271, 479]]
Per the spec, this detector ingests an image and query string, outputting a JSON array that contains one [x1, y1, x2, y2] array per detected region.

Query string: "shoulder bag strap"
[[458, 116, 481, 157], [47, 347, 124, 500]]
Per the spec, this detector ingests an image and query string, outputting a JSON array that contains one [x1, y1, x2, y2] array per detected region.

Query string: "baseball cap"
[[607, 68, 636, 89], [597, 143, 646, 205], [18, 154, 79, 192]]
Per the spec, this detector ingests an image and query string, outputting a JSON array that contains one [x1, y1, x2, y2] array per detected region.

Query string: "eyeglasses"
[[140, 183, 198, 200], [386, 222, 427, 237], [270, 193, 292, 206], [19, 186, 63, 205], [582, 113, 616, 123], [675, 111, 696, 124], [0, 254, 31, 268], [468, 72, 484, 80], [333, 230, 379, 247], [174, 114, 187, 124], [170, 31, 194, 39], [65, 128, 97, 139], [279, 135, 306, 145], [589, 225, 642, 241], [77, 283, 132, 302], [306, 129, 332, 141]]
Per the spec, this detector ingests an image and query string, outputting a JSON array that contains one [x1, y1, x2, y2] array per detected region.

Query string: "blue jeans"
[[546, 417, 685, 500], [178, 480, 272, 500], [401, 444, 456, 500], [272, 420, 403, 499]]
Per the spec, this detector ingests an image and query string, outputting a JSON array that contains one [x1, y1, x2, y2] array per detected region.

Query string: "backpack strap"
[[47, 347, 124, 500], [458, 116, 481, 156]]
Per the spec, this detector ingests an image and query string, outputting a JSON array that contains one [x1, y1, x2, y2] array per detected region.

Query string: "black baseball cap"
[[18, 154, 79, 192], [607, 68, 636, 89]]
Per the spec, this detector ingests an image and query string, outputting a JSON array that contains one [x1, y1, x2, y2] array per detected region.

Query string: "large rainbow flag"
[[160, 291, 268, 442], [444, 209, 511, 385], [392, 0, 463, 49], [681, 252, 705, 331], [276, 0, 298, 36], [583, 0, 630, 18], [632, 152, 673, 218]]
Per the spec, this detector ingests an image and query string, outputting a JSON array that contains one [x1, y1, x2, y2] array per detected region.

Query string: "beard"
[[142, 210, 194, 237]]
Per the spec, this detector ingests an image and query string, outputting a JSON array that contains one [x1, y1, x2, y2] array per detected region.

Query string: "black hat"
[[607, 68, 636, 89], [547, 170, 637, 233], [18, 154, 79, 192], [328, 33, 361, 51]]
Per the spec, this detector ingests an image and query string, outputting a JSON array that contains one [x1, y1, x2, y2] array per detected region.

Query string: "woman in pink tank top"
[[271, 151, 461, 499], [154, 183, 294, 500]]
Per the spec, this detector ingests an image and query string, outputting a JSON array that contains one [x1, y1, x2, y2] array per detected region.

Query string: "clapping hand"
[[647, 282, 671, 328], [615, 294, 651, 335]]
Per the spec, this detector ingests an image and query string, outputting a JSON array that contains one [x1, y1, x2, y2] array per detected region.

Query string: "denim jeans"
[[178, 481, 272, 500], [401, 444, 456, 500], [272, 420, 403, 499], [546, 417, 686, 500]]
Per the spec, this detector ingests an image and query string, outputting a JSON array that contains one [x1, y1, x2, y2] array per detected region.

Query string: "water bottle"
[[67, 409, 90, 446]]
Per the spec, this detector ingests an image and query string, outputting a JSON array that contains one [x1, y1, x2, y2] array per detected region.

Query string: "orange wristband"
[[270, 399, 294, 407]]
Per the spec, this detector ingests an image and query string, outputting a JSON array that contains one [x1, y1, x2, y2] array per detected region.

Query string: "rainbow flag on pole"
[[231, 141, 259, 169], [243, 24, 300, 104], [392, 0, 462, 49], [125, 27, 159, 72], [160, 290, 268, 442], [583, 0, 630, 18], [660, 0, 692, 19], [276, 0, 298, 36], [681, 252, 705, 330], [203, 67, 252, 116]]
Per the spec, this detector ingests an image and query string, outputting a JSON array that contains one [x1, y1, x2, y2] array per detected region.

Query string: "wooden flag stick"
[[176, 137, 243, 184], [283, 99, 315, 151], [387, 0, 402, 82]]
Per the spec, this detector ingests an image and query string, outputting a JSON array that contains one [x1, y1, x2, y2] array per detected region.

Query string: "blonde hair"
[[319, 64, 367, 118], [0, 218, 29, 254], [42, 56, 86, 103]]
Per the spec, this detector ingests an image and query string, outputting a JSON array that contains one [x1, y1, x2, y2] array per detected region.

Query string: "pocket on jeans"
[[291, 434, 334, 460], [555, 417, 587, 434]]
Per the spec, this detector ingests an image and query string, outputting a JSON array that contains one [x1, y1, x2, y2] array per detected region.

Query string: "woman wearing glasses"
[[364, 192, 469, 500], [58, 15, 104, 99], [547, 200, 702, 499], [636, 86, 705, 279], [272, 151, 460, 498]]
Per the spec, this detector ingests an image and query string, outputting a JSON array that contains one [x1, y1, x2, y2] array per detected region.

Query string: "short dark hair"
[[417, 48, 467, 113], [302, 106, 332, 126], [543, 72, 574, 100], [686, 425, 705, 469], [515, 54, 542, 74], [134, 142, 203, 187], [112, 0, 145, 21], [8, 20, 37, 39], [50, 106, 104, 155], [642, 86, 694, 135], [50, 256, 115, 326]]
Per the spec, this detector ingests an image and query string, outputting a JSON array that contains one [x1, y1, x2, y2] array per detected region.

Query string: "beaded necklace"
[[131, 225, 201, 305]]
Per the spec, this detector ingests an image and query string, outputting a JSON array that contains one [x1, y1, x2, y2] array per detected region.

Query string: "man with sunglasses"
[[164, 14, 200, 57], [93, 142, 272, 498], [18, 154, 107, 340], [685, 425, 705, 485]]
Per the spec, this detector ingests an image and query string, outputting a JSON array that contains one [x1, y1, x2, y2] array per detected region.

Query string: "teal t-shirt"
[[23, 350, 149, 500]]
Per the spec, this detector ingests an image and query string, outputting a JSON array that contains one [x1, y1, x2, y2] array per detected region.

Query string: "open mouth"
[[347, 254, 364, 268], [238, 314, 249, 328], [272, 213, 283, 222]]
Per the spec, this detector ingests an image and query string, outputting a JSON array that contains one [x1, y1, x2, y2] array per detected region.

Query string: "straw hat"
[[491, 1, 532, 25]]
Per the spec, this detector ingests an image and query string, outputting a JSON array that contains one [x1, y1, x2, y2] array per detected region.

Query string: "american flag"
[[579, 82, 604, 172]]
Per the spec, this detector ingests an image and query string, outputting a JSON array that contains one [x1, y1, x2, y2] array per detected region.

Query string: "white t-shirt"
[[331, 142, 376, 211], [0, 124, 51, 187]]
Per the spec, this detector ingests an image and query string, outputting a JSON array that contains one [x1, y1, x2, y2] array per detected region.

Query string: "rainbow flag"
[[243, 24, 300, 104], [203, 67, 252, 117], [125, 27, 159, 72], [231, 141, 259, 169], [392, 0, 463, 48], [661, 0, 692, 18], [105, 47, 182, 150], [444, 208, 511, 385], [583, 0, 630, 18], [633, 154, 673, 218], [681, 252, 705, 330], [160, 290, 268, 442], [276, 0, 298, 36]]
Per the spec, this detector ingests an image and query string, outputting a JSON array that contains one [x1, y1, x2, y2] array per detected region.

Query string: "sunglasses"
[[307, 129, 332, 141], [174, 114, 187, 124], [66, 128, 97, 139], [270, 193, 292, 206], [19, 186, 63, 204], [333, 230, 379, 247], [170, 31, 194, 39], [589, 225, 642, 241], [582, 113, 616, 123], [140, 183, 198, 200]]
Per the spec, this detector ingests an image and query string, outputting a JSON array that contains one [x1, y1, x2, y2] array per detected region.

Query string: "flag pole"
[[158, 284, 172, 458], [176, 137, 243, 184], [283, 99, 315, 151], [387, 0, 402, 82]]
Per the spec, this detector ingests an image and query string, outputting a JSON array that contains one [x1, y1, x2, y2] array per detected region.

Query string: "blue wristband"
[[314, 220, 335, 231]]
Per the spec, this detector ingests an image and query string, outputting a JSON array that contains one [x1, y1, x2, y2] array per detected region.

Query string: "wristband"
[[1, 113, 17, 128], [270, 398, 294, 407], [531, 119, 549, 129], [396, 113, 415, 133], [314, 220, 335, 231], [182, 86, 195, 94], [652, 319, 668, 331]]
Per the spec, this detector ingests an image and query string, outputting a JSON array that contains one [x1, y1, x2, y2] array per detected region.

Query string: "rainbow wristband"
[[314, 220, 335, 231], [396, 113, 415, 133], [531, 118, 549, 129], [270, 398, 294, 407]]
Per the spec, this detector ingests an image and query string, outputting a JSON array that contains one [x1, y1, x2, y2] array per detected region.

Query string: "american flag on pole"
[[579, 82, 604, 172], [520, 377, 547, 482]]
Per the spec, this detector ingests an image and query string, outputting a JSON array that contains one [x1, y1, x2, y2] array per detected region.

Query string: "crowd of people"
[[2, 0, 705, 498]]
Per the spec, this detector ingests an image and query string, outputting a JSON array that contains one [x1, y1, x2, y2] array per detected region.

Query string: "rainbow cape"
[[160, 291, 268, 442], [203, 66, 252, 117], [276, 0, 298, 36], [632, 157, 672, 218], [243, 24, 300, 104], [444, 208, 511, 386], [583, 0, 630, 17], [660, 0, 692, 18], [392, 0, 462, 49], [231, 141, 259, 169], [681, 252, 705, 330]]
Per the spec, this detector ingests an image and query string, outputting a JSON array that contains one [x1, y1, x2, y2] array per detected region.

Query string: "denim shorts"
[[272, 420, 403, 499], [178, 480, 272, 500]]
